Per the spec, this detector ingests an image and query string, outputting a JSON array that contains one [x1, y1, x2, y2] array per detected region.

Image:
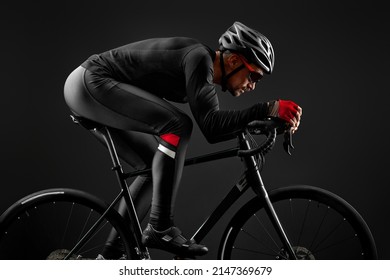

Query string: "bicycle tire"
[[0, 188, 136, 260], [219, 185, 377, 260]]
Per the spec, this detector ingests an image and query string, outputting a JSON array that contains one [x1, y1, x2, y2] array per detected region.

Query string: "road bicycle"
[[0, 115, 378, 260]]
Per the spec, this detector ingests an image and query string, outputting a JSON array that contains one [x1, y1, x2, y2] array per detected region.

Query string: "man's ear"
[[227, 53, 241, 68]]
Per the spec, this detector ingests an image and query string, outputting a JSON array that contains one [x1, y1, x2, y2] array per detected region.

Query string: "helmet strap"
[[220, 51, 228, 92], [219, 50, 245, 92]]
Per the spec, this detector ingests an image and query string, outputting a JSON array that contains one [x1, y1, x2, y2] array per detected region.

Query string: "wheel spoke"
[[311, 217, 345, 252], [311, 234, 359, 256], [309, 204, 329, 249], [233, 246, 287, 259], [30, 206, 53, 244], [297, 200, 311, 245], [77, 209, 94, 242], [239, 228, 282, 257], [61, 202, 75, 247], [289, 199, 295, 243], [253, 214, 279, 248]]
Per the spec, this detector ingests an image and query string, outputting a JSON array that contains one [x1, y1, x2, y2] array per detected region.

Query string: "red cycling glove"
[[268, 99, 300, 123], [278, 100, 299, 123]]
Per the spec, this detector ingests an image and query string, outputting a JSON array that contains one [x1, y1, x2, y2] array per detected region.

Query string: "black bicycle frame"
[[189, 133, 297, 259], [101, 127, 151, 259], [102, 126, 297, 259]]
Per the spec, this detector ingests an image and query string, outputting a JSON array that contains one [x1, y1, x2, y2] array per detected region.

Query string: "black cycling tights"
[[64, 66, 193, 256]]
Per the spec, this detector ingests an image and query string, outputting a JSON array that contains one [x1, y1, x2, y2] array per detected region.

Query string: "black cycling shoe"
[[142, 224, 208, 257]]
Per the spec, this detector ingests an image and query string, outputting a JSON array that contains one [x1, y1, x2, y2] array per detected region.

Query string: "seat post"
[[99, 126, 150, 259]]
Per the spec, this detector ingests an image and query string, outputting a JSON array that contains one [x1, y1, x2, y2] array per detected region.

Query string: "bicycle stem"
[[239, 132, 298, 260]]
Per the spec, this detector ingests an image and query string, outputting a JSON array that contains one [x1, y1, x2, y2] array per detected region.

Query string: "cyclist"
[[63, 21, 302, 258]]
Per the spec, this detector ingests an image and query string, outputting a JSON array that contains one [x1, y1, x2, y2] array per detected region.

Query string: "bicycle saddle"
[[70, 115, 105, 131]]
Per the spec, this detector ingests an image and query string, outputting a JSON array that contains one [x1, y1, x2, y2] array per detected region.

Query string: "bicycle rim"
[[0, 188, 134, 260], [220, 185, 377, 260]]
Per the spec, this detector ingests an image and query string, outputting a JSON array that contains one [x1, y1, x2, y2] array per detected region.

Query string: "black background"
[[1, 0, 389, 259]]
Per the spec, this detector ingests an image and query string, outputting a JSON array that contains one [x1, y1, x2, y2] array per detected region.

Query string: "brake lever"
[[283, 129, 295, 155]]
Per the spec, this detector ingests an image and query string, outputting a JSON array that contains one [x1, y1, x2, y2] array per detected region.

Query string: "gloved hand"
[[268, 100, 302, 133]]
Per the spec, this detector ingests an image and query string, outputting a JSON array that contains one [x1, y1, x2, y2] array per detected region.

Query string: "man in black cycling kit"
[[64, 21, 302, 258]]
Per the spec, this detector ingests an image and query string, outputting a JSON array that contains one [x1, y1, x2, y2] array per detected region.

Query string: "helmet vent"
[[247, 29, 258, 38], [257, 53, 270, 68], [241, 31, 258, 47], [232, 36, 243, 47], [260, 40, 268, 51]]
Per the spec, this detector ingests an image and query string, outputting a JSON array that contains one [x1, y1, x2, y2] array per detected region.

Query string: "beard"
[[228, 87, 244, 97]]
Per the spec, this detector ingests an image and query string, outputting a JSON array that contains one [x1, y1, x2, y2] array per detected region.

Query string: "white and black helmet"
[[219, 21, 275, 74]]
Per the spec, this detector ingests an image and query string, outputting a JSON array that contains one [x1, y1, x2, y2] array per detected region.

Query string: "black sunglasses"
[[240, 56, 263, 83]]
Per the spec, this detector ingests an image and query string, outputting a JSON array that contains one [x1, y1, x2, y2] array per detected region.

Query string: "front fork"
[[239, 133, 297, 260]]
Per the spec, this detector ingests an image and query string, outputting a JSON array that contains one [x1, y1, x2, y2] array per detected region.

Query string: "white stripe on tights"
[[158, 144, 176, 159]]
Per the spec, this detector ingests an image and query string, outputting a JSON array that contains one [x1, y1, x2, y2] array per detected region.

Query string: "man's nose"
[[248, 82, 256, 91]]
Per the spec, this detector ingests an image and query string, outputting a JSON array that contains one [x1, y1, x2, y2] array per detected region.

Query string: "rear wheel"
[[0, 188, 135, 260], [219, 185, 377, 260]]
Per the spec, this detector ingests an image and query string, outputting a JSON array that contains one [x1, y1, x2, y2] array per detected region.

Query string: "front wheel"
[[0, 188, 135, 260], [219, 185, 377, 260]]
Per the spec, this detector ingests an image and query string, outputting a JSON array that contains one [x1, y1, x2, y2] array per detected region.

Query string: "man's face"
[[226, 56, 264, 97]]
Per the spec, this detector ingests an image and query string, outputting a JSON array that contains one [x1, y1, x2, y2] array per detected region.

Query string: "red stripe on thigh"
[[160, 133, 180, 147]]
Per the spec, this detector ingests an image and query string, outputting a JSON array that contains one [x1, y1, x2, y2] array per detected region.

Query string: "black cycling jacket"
[[81, 37, 269, 143]]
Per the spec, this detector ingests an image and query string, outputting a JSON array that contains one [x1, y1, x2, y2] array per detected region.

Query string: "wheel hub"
[[46, 249, 86, 260], [277, 246, 315, 260]]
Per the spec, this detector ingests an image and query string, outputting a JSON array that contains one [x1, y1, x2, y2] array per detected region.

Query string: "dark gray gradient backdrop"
[[1, 0, 389, 259]]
